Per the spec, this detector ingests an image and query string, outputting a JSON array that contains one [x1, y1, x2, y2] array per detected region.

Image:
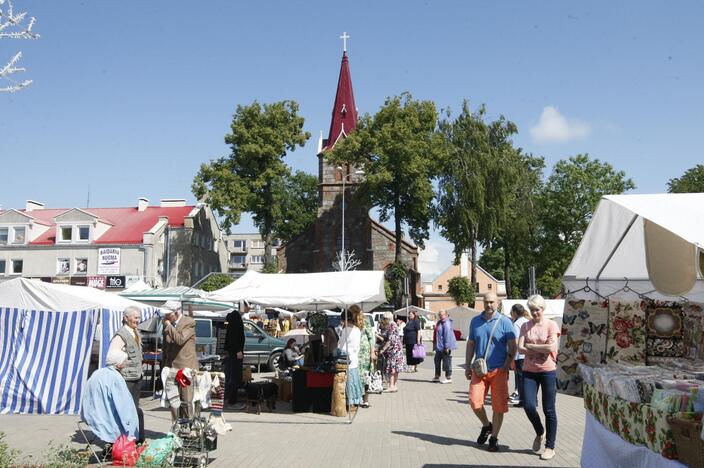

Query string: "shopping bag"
[[112, 435, 145, 466], [412, 343, 426, 361], [136, 434, 178, 467]]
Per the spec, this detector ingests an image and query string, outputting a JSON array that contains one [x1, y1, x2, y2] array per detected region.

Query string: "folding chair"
[[76, 420, 112, 465]]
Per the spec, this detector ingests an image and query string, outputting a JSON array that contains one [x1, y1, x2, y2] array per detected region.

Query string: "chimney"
[[26, 200, 45, 212], [160, 199, 186, 208], [138, 197, 149, 211]]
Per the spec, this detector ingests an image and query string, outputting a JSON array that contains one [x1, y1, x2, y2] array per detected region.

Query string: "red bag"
[[112, 435, 146, 466]]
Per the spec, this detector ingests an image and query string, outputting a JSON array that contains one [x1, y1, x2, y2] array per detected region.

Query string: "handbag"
[[471, 316, 501, 378], [412, 343, 426, 361]]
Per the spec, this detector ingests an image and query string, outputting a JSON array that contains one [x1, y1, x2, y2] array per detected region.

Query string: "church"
[[277, 39, 421, 306]]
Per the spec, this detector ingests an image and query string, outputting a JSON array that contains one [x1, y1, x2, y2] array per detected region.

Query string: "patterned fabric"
[[645, 301, 684, 361], [557, 299, 609, 396], [381, 322, 405, 375], [682, 303, 704, 360], [583, 383, 679, 460], [605, 300, 646, 365], [357, 322, 375, 373]]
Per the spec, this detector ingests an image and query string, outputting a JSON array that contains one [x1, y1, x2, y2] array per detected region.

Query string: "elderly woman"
[[403, 310, 422, 372], [351, 305, 375, 408], [81, 349, 139, 443], [517, 294, 560, 461], [337, 308, 364, 407], [378, 311, 404, 392], [108, 306, 144, 443]]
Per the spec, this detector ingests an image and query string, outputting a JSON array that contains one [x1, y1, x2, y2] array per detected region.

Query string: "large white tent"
[[207, 270, 387, 311], [563, 193, 704, 301], [0, 278, 159, 415]]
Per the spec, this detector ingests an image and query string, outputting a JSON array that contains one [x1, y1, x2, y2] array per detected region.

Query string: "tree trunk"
[[263, 182, 274, 268], [470, 232, 478, 290], [503, 240, 512, 298], [394, 198, 402, 264]]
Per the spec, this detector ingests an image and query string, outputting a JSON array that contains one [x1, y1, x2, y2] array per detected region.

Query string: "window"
[[251, 240, 264, 248], [487, 284, 492, 290], [233, 240, 246, 250], [57, 258, 70, 275], [244, 322, 262, 338], [0, 228, 7, 245], [438, 284, 443, 291], [231, 255, 246, 264], [12, 227, 26, 244], [0, 260, 5, 275], [75, 258, 88, 274], [11, 260, 23, 275], [59, 226, 73, 242], [250, 255, 264, 264], [78, 226, 90, 241]]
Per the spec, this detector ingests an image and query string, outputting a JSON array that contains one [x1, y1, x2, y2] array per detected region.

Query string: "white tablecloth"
[[582, 412, 686, 468]]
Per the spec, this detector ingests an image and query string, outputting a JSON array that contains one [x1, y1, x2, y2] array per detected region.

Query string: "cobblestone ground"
[[1, 359, 585, 467]]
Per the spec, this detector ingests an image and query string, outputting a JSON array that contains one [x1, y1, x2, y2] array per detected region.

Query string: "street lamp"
[[336, 166, 364, 270]]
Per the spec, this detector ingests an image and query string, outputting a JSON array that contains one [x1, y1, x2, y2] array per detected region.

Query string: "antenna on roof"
[[86, 184, 90, 208]]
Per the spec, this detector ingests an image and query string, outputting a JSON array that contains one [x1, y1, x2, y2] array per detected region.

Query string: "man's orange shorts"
[[469, 368, 509, 413]]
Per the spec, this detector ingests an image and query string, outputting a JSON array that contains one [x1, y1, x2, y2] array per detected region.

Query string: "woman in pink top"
[[518, 294, 560, 461]]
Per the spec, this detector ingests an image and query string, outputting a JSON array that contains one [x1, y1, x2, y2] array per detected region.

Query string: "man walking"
[[161, 300, 198, 421], [432, 309, 456, 384], [465, 293, 516, 452], [224, 300, 248, 410]]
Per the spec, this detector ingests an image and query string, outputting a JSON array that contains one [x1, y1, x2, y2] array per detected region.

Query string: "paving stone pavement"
[[1, 360, 585, 467]]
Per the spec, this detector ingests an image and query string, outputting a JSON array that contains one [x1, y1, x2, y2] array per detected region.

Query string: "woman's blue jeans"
[[522, 370, 557, 449]]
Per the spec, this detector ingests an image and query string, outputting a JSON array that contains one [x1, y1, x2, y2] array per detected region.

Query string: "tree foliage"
[[668, 164, 704, 193], [199, 273, 234, 292], [273, 170, 318, 243], [447, 276, 475, 306], [193, 100, 311, 268], [329, 92, 445, 263]]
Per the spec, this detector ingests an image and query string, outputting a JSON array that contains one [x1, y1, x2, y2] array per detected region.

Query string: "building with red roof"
[[0, 198, 227, 289]]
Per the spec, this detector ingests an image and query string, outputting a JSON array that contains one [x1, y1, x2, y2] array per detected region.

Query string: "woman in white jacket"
[[337, 308, 364, 407]]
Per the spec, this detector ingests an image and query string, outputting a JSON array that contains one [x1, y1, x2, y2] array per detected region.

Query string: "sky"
[[2, 1, 703, 280]]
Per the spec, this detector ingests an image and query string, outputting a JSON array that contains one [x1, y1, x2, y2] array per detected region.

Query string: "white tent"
[[207, 270, 387, 311], [0, 278, 159, 415], [563, 193, 704, 301], [502, 299, 565, 328], [445, 305, 483, 339]]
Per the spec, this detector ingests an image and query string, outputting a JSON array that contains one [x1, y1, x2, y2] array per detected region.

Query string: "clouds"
[[530, 106, 591, 144], [418, 239, 453, 282]]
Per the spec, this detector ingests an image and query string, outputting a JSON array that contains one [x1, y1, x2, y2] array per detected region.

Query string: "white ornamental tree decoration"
[[332, 250, 362, 272], [0, 0, 39, 93]]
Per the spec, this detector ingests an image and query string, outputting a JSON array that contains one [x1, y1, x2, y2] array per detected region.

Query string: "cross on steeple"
[[339, 32, 350, 52]]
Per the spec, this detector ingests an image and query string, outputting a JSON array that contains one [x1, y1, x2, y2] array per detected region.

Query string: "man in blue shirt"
[[465, 292, 516, 453], [432, 309, 457, 384]]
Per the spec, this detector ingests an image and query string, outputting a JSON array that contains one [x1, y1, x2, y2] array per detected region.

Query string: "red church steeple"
[[323, 43, 357, 151]]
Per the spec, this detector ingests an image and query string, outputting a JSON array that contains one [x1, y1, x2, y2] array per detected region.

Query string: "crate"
[[668, 416, 704, 468]]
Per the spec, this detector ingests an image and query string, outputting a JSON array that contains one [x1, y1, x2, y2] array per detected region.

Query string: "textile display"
[[606, 300, 646, 365], [646, 302, 685, 361], [584, 383, 679, 460], [0, 308, 99, 415], [582, 412, 686, 468], [682, 304, 704, 361], [557, 299, 608, 396]]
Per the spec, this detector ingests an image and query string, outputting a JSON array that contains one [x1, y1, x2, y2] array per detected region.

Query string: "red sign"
[[87, 275, 106, 289]]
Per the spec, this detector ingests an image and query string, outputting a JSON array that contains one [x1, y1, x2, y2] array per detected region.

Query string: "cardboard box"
[[242, 366, 253, 383], [280, 379, 293, 402]]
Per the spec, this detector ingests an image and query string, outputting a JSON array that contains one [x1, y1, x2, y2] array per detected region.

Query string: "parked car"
[[242, 319, 287, 370]]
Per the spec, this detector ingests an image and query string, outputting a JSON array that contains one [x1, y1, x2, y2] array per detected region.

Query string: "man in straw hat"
[[161, 300, 198, 420]]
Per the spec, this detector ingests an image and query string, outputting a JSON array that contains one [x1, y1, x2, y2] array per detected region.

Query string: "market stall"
[[207, 270, 387, 422], [558, 194, 704, 467], [0, 278, 159, 415]]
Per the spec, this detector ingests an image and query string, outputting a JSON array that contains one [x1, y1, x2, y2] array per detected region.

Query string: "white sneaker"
[[540, 448, 555, 460], [440, 378, 452, 384]]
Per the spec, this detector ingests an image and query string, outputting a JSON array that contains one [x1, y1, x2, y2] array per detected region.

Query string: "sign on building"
[[87, 275, 106, 289], [51, 277, 70, 285], [106, 275, 126, 289], [98, 248, 120, 274], [125, 275, 142, 288], [70, 277, 88, 287]]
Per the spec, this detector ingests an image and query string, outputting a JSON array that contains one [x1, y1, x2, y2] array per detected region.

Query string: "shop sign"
[[106, 275, 126, 289], [51, 276, 70, 285], [87, 275, 106, 289], [40, 277, 52, 283], [98, 248, 120, 274], [125, 275, 142, 288], [70, 277, 88, 287]]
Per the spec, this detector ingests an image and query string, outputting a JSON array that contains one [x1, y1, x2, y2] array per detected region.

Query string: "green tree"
[[537, 154, 635, 297], [435, 101, 518, 287], [273, 170, 318, 242], [447, 276, 475, 306], [198, 273, 234, 292], [193, 100, 311, 269], [668, 164, 704, 193]]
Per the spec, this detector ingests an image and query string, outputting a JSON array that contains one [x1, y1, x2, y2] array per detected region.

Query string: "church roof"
[[323, 51, 358, 151]]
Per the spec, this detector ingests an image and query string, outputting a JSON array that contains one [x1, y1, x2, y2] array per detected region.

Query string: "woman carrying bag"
[[403, 310, 424, 372]]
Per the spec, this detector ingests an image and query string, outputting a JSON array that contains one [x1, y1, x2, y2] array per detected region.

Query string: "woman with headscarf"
[[378, 311, 404, 392], [337, 308, 364, 408], [351, 305, 375, 408]]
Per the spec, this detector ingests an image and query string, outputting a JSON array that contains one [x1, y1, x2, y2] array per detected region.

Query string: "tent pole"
[[595, 214, 639, 288]]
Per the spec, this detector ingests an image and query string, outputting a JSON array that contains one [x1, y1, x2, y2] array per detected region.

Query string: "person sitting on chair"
[[282, 338, 305, 370], [81, 349, 139, 443]]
